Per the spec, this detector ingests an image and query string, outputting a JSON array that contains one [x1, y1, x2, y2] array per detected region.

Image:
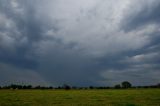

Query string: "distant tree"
[[57, 86, 62, 89], [121, 81, 132, 88], [157, 83, 160, 88], [89, 86, 94, 89], [10, 84, 18, 89], [35, 85, 41, 89], [23, 85, 27, 89], [17, 85, 23, 89], [105, 87, 111, 89], [2, 86, 8, 89], [27, 85, 32, 89], [40, 86, 46, 89], [63, 84, 71, 90], [72, 86, 77, 89], [114, 84, 121, 89], [49, 86, 53, 89], [96, 87, 103, 89]]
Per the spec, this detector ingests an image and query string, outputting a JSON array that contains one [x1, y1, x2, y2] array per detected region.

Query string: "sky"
[[0, 0, 160, 86]]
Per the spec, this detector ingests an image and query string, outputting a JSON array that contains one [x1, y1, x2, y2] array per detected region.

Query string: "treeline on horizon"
[[0, 81, 160, 90]]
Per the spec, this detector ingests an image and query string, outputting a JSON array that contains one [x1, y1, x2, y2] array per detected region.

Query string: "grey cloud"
[[122, 0, 160, 31], [0, 0, 160, 86]]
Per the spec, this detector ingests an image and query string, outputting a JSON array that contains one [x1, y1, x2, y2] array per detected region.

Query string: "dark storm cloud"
[[122, 1, 160, 31], [0, 0, 160, 86], [0, 0, 38, 69]]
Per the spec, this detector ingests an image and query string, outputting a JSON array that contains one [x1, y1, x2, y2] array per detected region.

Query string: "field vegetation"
[[0, 89, 160, 106]]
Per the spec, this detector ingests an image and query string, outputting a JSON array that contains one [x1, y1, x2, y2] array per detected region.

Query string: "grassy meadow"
[[0, 89, 160, 106]]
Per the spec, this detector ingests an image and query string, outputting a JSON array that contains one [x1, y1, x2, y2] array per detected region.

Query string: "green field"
[[0, 89, 160, 106]]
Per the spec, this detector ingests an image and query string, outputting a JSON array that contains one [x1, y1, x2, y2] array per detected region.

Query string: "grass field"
[[0, 89, 160, 106]]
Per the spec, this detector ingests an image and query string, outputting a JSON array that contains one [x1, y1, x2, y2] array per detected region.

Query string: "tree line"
[[0, 81, 160, 90]]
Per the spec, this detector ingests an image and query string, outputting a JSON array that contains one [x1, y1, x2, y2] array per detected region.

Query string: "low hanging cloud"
[[0, 0, 160, 86], [0, 62, 49, 86]]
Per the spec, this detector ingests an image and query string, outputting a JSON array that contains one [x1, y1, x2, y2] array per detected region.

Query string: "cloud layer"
[[0, 0, 160, 86]]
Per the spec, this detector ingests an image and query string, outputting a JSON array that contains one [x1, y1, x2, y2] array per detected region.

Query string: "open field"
[[0, 89, 160, 106]]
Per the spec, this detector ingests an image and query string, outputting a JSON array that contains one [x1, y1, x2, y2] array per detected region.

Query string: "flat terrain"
[[0, 89, 160, 106]]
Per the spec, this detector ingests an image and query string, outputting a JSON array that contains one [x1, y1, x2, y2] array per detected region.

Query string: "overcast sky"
[[0, 0, 160, 86]]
